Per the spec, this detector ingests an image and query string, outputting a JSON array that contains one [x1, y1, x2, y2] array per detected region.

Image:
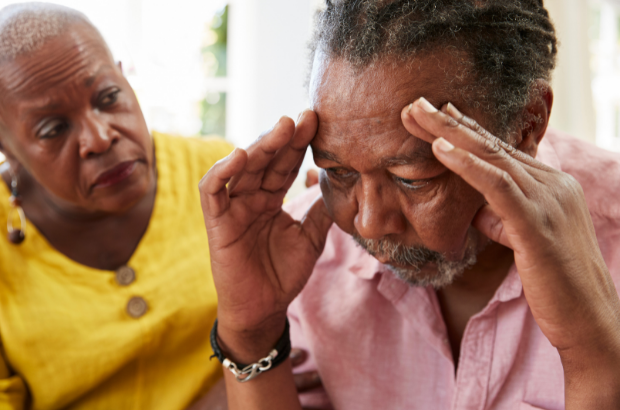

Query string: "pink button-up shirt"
[[285, 129, 620, 410]]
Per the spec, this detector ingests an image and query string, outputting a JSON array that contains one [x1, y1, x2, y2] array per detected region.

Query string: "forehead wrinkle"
[[1, 31, 108, 97], [3, 50, 88, 96]]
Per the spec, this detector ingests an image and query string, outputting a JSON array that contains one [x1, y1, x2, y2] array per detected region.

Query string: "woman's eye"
[[37, 119, 68, 139], [99, 89, 120, 107], [395, 176, 430, 190]]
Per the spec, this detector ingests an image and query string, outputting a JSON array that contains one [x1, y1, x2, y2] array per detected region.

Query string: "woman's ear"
[[517, 80, 554, 157]]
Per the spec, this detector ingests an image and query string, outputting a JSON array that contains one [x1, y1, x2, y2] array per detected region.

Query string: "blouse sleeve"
[[0, 347, 26, 410]]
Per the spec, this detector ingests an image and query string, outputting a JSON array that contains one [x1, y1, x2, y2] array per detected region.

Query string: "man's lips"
[[93, 161, 138, 188]]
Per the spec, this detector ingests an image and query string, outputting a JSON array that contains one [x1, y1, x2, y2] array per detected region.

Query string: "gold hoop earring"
[[7, 169, 25, 244]]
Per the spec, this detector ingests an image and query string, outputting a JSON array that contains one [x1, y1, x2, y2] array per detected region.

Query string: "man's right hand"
[[198, 111, 333, 362]]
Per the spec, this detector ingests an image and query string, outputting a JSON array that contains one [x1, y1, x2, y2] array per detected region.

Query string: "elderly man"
[[200, 1, 620, 409]]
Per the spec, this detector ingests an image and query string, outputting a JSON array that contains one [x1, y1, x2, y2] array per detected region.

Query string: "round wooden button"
[[126, 296, 148, 318], [115, 266, 135, 286]]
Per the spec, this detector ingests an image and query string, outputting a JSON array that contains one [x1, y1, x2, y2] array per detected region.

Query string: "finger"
[[293, 371, 322, 393], [432, 138, 532, 222], [301, 195, 334, 256], [276, 152, 306, 197], [289, 348, 308, 367], [261, 110, 318, 193], [443, 102, 553, 172], [409, 98, 533, 186], [472, 204, 512, 248], [199, 148, 248, 219], [228, 116, 296, 194], [401, 102, 438, 144]]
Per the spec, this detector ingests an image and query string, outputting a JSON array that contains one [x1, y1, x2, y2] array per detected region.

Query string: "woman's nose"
[[78, 113, 118, 158], [353, 177, 406, 240]]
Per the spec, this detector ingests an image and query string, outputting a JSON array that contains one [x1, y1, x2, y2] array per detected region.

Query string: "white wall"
[[546, 0, 597, 143], [226, 0, 321, 196]]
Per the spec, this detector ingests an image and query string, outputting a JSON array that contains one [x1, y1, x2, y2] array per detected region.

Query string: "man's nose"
[[353, 176, 406, 240], [78, 112, 119, 158]]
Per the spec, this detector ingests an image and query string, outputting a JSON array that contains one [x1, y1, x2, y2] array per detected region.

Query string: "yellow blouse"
[[0, 133, 233, 410]]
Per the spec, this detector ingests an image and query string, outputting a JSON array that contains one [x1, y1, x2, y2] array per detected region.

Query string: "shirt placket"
[[451, 304, 499, 410]]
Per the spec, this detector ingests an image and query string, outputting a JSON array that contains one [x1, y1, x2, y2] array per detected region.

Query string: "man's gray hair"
[[0, 2, 95, 63], [310, 0, 558, 139]]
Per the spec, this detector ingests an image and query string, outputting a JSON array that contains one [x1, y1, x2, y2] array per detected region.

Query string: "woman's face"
[[0, 24, 154, 214]]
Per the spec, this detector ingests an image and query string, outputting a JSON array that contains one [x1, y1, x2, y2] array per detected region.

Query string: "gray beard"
[[353, 231, 483, 289]]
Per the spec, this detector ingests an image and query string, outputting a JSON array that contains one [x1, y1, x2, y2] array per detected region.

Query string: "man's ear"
[[517, 79, 554, 157]]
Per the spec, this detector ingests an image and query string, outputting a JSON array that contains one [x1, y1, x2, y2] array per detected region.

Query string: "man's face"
[[0, 24, 154, 214], [309, 53, 490, 287]]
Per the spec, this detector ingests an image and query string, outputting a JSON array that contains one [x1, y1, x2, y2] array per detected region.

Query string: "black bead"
[[8, 230, 24, 244]]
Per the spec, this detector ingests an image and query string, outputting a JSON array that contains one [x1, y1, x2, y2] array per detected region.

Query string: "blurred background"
[[0, 0, 618, 195]]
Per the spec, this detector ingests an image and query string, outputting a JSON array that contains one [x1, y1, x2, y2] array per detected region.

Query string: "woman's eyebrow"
[[84, 64, 113, 87]]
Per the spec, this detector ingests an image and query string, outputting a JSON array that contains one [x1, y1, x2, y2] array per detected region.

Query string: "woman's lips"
[[93, 161, 137, 189]]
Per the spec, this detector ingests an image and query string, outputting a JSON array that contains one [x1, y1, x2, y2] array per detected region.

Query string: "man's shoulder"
[[544, 129, 620, 221]]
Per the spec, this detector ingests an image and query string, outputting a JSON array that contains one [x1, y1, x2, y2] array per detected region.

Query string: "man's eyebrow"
[[380, 150, 435, 167], [313, 149, 341, 163]]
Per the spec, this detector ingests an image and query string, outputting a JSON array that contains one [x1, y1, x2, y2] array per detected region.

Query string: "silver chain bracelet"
[[223, 349, 279, 383]]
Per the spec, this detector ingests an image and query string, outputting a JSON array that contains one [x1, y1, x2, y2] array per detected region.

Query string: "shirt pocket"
[[519, 403, 549, 410]]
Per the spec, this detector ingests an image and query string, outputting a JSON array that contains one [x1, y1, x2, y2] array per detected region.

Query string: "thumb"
[[301, 195, 333, 256], [472, 204, 512, 249]]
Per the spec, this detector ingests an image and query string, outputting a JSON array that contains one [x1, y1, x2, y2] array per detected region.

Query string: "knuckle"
[[481, 137, 503, 156], [198, 175, 208, 191], [556, 173, 585, 203], [461, 152, 480, 171], [442, 114, 460, 128], [491, 169, 514, 193]]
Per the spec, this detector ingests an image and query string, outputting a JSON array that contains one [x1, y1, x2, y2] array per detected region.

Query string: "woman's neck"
[[2, 162, 158, 270]]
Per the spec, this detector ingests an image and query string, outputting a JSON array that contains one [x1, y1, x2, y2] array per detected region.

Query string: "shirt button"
[[126, 296, 148, 318], [115, 266, 136, 286]]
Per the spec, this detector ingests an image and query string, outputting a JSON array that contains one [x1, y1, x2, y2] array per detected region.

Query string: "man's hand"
[[403, 98, 620, 408], [199, 111, 333, 363]]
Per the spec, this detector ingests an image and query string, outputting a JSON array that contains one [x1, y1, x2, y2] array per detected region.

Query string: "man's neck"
[[436, 241, 515, 370]]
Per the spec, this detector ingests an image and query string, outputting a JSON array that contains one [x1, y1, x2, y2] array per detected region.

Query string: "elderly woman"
[[201, 1, 620, 409], [0, 3, 237, 409]]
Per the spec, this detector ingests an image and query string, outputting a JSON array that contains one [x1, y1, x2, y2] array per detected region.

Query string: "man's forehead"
[[309, 51, 467, 115], [308, 53, 468, 169]]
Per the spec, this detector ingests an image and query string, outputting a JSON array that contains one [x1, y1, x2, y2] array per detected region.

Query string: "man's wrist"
[[216, 314, 288, 365], [560, 336, 620, 408]]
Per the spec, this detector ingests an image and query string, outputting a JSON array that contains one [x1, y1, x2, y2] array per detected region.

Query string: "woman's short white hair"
[[0, 2, 97, 63]]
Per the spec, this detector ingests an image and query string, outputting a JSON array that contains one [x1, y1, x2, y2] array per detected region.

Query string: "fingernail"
[[418, 97, 437, 113], [297, 110, 306, 123], [407, 103, 413, 114], [435, 137, 454, 152], [289, 349, 301, 360], [446, 103, 463, 120]]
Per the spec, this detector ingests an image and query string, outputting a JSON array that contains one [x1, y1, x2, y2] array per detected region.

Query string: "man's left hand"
[[403, 97, 620, 408]]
